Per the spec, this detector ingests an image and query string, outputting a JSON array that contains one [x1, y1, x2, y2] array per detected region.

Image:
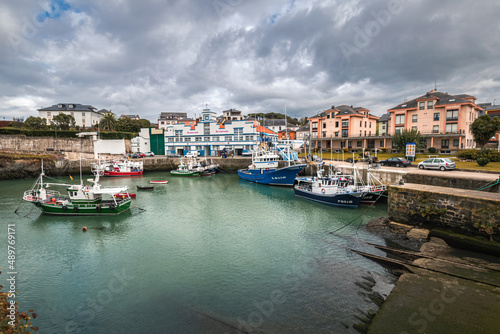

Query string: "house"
[[120, 114, 140, 120], [278, 129, 296, 140], [388, 91, 482, 152], [38, 103, 106, 128], [296, 125, 310, 141], [482, 104, 500, 142], [163, 108, 277, 156], [222, 108, 243, 121], [157, 112, 188, 129], [378, 113, 391, 136], [262, 119, 288, 133], [308, 105, 379, 152]]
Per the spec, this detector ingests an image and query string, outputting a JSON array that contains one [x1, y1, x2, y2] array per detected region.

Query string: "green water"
[[0, 173, 393, 333]]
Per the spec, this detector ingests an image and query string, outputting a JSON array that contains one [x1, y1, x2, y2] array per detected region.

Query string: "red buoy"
[[82, 227, 87, 232]]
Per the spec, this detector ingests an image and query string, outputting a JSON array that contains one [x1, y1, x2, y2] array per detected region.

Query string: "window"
[[419, 102, 425, 110], [369, 122, 371, 128], [347, 141, 352, 148], [395, 126, 404, 133], [360, 121, 362, 127], [335, 132, 339, 137], [342, 120, 348, 127], [446, 109, 459, 121], [453, 139, 459, 147], [82, 113, 85, 117], [47, 112, 51, 116], [204, 123, 210, 135], [365, 121, 367, 127], [204, 137, 210, 141], [213, 136, 219, 142], [380, 140, 384, 147], [412, 126, 417, 131], [322, 131, 326, 137], [185, 137, 191, 142], [427, 101, 433, 109], [341, 129, 348, 137], [382, 125, 386, 130], [168, 138, 174, 143], [195, 137, 202, 142], [433, 125, 439, 133], [357, 141, 362, 147], [225, 136, 232, 141], [433, 113, 440, 121], [322, 123, 326, 128], [441, 139, 449, 149], [234, 128, 243, 141], [412, 115, 418, 123], [364, 131, 366, 136], [335, 121, 339, 127], [327, 114, 330, 119], [395, 114, 405, 125], [312, 122, 318, 129], [175, 130, 182, 142], [445, 123, 458, 133]]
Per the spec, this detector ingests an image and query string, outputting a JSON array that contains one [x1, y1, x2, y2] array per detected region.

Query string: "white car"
[[417, 158, 456, 171], [184, 151, 199, 158], [144, 151, 155, 157]]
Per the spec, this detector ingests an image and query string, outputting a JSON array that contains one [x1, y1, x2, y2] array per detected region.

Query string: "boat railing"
[[23, 189, 62, 202]]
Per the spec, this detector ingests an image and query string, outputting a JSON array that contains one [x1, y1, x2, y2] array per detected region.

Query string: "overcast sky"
[[1, 0, 499, 122]]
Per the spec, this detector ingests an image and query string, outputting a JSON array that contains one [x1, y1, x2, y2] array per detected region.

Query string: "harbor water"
[[0, 173, 395, 333]]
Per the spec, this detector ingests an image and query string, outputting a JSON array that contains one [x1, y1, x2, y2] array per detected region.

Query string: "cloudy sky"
[[1, 0, 499, 122]]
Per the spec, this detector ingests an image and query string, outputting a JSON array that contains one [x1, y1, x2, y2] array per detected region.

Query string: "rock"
[[389, 222, 412, 235], [407, 228, 429, 239]]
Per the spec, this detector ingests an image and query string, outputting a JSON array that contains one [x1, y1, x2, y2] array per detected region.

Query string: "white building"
[[164, 108, 277, 156], [38, 103, 106, 128], [157, 112, 188, 129]]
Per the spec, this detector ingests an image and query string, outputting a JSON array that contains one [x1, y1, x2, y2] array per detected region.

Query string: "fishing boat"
[[91, 158, 143, 177], [294, 165, 367, 208], [23, 163, 132, 215], [170, 159, 203, 177], [149, 180, 168, 184], [238, 147, 306, 186]]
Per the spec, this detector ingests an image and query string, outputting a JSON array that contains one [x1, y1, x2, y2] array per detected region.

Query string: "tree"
[[99, 113, 117, 131], [115, 117, 141, 133], [23, 116, 48, 130], [470, 115, 500, 150], [138, 119, 151, 128], [51, 113, 76, 130], [392, 129, 426, 153]]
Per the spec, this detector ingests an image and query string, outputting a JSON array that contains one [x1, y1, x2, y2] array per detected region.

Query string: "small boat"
[[92, 158, 143, 177], [238, 147, 306, 186], [24, 162, 132, 216], [137, 185, 154, 190], [114, 192, 136, 199], [149, 180, 168, 184]]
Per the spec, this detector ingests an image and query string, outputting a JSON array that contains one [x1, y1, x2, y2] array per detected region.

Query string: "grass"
[[302, 151, 500, 172]]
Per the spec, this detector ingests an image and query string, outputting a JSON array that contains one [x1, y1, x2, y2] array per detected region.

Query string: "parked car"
[[166, 152, 181, 158], [417, 158, 456, 171], [132, 152, 146, 158], [144, 151, 155, 157], [184, 151, 199, 158], [379, 157, 411, 167]]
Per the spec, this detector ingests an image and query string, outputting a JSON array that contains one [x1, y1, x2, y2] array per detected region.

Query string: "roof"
[[158, 112, 187, 119], [38, 103, 98, 112], [297, 125, 310, 132], [223, 108, 242, 114], [379, 113, 391, 122], [389, 92, 474, 110], [262, 119, 287, 127], [256, 125, 277, 135]]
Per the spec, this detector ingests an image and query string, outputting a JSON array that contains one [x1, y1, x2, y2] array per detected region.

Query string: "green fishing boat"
[[170, 159, 203, 177], [23, 164, 132, 216]]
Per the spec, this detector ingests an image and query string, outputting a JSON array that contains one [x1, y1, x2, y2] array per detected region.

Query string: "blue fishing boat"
[[238, 149, 306, 186]]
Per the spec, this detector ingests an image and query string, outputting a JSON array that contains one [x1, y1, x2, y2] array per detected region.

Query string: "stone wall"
[[388, 183, 500, 239], [0, 135, 94, 153], [404, 173, 500, 193]]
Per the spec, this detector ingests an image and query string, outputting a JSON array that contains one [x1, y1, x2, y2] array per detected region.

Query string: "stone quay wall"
[[404, 172, 500, 193], [388, 183, 500, 239]]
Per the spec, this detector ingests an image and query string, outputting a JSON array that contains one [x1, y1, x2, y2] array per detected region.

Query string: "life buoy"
[[109, 204, 116, 210], [73, 207, 79, 212], [62, 205, 68, 211], [35, 201, 42, 207], [321, 188, 326, 194]]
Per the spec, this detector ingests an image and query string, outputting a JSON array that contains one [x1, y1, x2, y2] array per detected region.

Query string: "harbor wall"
[[404, 173, 500, 193], [388, 183, 500, 239]]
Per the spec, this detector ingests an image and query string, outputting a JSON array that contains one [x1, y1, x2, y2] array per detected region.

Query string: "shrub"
[[477, 157, 490, 166], [457, 149, 480, 160], [428, 147, 436, 153]]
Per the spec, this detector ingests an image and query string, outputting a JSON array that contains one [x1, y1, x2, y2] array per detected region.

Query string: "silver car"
[[417, 158, 456, 171]]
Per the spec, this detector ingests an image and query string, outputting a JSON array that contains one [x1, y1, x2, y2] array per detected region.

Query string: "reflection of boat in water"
[[91, 159, 143, 177], [238, 148, 306, 186], [23, 162, 132, 215]]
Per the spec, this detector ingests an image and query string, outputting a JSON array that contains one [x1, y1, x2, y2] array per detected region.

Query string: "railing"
[[446, 117, 458, 121]]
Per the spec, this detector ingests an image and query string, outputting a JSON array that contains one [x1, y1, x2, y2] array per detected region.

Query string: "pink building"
[[388, 92, 482, 151]]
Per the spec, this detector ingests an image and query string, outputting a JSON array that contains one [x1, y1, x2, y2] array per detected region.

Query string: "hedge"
[[0, 128, 136, 140], [457, 149, 500, 162]]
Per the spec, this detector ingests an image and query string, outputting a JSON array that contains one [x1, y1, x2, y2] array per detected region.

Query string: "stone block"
[[407, 228, 429, 239]]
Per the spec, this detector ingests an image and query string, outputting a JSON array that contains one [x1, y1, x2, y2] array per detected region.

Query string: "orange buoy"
[[82, 227, 87, 232], [51, 197, 56, 202]]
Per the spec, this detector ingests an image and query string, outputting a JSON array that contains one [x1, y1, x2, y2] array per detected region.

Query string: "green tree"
[[99, 113, 117, 131], [23, 116, 48, 130], [51, 113, 76, 130], [470, 115, 500, 150], [138, 119, 151, 128], [392, 129, 426, 153], [115, 117, 141, 133]]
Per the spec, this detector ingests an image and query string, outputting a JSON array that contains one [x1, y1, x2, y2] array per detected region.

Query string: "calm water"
[[0, 173, 394, 333]]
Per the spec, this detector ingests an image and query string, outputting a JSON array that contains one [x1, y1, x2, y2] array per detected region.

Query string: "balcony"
[[446, 117, 458, 122]]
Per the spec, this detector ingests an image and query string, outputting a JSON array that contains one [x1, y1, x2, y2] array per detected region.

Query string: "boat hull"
[[238, 164, 306, 186], [294, 187, 362, 208], [35, 199, 132, 216], [170, 170, 202, 177], [103, 170, 143, 177], [360, 191, 384, 205]]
